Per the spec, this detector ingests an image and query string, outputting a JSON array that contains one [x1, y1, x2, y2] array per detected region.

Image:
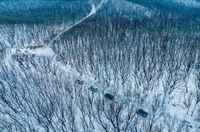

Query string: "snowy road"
[[46, 0, 107, 45]]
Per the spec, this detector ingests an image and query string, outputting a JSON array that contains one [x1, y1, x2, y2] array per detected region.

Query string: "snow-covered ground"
[[5, 31, 199, 131], [0, 0, 200, 131]]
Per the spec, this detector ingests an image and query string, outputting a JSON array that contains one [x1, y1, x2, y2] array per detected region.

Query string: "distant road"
[[46, 0, 107, 45]]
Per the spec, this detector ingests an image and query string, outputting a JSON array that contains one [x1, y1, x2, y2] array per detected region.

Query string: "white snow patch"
[[89, 4, 96, 15], [20, 47, 55, 57], [27, 47, 55, 57]]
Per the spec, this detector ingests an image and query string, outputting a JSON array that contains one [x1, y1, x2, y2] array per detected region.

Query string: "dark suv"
[[75, 80, 84, 85], [136, 109, 148, 117], [104, 93, 114, 100], [89, 86, 98, 92]]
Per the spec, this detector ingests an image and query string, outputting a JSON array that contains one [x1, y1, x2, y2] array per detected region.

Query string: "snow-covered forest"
[[0, 0, 200, 131]]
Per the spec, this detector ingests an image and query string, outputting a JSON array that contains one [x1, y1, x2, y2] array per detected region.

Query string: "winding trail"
[[46, 0, 107, 45]]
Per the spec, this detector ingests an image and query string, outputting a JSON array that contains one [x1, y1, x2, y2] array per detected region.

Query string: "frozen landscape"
[[0, 0, 200, 131]]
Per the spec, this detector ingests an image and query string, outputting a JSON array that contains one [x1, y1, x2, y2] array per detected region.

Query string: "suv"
[[75, 80, 84, 85], [104, 93, 114, 100], [136, 109, 148, 117], [89, 86, 98, 92]]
